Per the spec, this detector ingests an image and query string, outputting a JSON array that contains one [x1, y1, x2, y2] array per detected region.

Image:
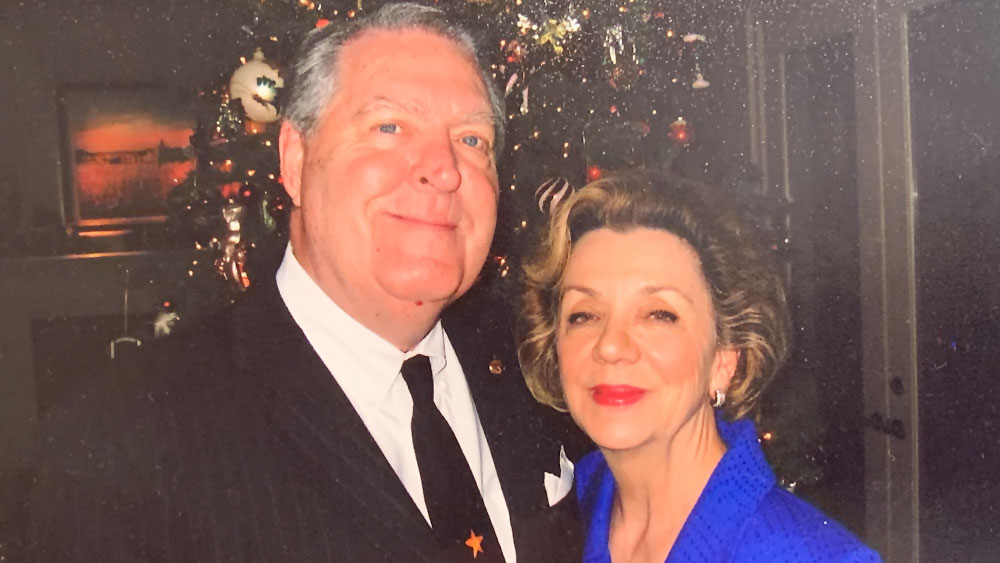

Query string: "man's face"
[[281, 28, 499, 319]]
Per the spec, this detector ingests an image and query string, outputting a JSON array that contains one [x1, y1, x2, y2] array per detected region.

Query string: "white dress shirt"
[[275, 245, 516, 562]]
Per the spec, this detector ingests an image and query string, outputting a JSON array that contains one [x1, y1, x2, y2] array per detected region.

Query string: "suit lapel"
[[442, 299, 555, 521], [444, 297, 589, 561], [229, 281, 436, 560]]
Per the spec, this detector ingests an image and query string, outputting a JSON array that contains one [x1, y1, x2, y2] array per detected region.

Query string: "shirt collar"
[[576, 451, 616, 563], [275, 244, 447, 409]]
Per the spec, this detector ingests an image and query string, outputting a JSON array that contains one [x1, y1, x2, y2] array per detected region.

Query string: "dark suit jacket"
[[26, 276, 585, 562]]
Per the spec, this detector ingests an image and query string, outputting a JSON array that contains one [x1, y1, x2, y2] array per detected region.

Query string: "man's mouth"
[[389, 213, 457, 230]]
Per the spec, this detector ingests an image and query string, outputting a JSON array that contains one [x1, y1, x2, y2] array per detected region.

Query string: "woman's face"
[[556, 227, 738, 453]]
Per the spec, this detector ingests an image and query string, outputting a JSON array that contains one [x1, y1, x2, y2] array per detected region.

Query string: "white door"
[[749, 0, 1000, 561]]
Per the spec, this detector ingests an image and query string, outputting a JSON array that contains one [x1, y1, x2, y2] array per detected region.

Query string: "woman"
[[518, 173, 880, 562]]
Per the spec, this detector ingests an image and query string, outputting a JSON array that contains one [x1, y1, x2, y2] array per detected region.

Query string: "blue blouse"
[[575, 414, 882, 562]]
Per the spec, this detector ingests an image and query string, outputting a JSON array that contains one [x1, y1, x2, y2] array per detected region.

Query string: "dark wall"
[[0, 0, 248, 237], [0, 2, 249, 548]]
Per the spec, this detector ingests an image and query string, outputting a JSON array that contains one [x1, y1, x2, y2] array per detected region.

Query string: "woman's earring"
[[711, 389, 726, 408]]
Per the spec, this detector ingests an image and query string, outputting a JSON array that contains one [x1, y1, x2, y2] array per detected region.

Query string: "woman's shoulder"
[[732, 486, 883, 562]]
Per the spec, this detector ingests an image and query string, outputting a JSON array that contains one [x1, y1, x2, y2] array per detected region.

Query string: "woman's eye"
[[377, 123, 399, 134], [566, 312, 594, 325], [649, 310, 678, 323]]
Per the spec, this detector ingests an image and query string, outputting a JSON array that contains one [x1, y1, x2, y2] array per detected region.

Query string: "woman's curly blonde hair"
[[516, 172, 791, 420]]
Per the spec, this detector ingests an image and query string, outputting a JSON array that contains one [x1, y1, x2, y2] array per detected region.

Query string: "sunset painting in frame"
[[60, 86, 195, 228]]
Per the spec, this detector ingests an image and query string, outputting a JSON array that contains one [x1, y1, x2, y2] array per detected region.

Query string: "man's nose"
[[593, 319, 640, 365], [412, 136, 461, 192]]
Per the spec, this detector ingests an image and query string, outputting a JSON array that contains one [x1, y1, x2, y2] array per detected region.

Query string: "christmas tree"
[[164, 0, 726, 309]]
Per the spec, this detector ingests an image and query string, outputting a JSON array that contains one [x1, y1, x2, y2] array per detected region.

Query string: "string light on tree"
[[587, 165, 604, 182]]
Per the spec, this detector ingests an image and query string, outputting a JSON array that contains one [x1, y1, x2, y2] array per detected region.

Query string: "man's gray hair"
[[283, 2, 506, 153]]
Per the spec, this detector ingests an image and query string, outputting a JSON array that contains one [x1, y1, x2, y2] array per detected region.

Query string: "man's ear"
[[279, 120, 305, 207], [710, 346, 740, 393]]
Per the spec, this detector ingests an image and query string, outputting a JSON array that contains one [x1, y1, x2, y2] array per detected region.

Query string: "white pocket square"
[[543, 446, 574, 507]]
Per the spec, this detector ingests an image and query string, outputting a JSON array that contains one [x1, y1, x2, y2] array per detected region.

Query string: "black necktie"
[[401, 355, 502, 561]]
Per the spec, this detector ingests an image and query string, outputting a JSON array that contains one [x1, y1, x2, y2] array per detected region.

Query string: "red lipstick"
[[590, 385, 646, 406]]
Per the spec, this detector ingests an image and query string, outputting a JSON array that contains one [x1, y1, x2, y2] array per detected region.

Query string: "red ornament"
[[504, 39, 525, 63], [669, 117, 691, 145], [220, 182, 241, 198], [587, 165, 603, 182], [315, 18, 330, 28]]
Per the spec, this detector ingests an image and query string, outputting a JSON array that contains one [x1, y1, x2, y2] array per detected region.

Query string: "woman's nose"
[[593, 320, 640, 364]]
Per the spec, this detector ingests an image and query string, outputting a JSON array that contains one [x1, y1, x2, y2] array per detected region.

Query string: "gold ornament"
[[489, 358, 505, 375], [537, 19, 569, 54], [215, 202, 250, 293]]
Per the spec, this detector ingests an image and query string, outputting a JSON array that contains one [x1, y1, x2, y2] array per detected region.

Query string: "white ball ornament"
[[229, 48, 284, 123]]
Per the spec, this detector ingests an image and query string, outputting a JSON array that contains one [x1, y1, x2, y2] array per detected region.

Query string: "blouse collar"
[[575, 411, 776, 562]]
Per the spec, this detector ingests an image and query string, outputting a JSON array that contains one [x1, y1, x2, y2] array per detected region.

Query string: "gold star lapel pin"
[[465, 530, 484, 558]]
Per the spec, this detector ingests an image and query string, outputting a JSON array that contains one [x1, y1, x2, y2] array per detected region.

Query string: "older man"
[[27, 4, 582, 562]]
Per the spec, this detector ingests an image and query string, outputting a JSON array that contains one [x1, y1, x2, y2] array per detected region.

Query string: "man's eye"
[[378, 123, 399, 134], [461, 135, 486, 149]]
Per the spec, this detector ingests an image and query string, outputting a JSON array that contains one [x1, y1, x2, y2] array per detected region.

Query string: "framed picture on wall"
[[58, 84, 196, 230]]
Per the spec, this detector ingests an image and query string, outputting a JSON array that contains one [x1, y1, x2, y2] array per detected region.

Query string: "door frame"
[[744, 0, 950, 560]]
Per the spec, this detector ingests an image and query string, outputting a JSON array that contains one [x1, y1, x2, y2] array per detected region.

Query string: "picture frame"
[[58, 84, 196, 231]]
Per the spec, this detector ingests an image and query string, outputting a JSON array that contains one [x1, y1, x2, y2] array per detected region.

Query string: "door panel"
[[781, 33, 866, 534], [754, 0, 998, 560]]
